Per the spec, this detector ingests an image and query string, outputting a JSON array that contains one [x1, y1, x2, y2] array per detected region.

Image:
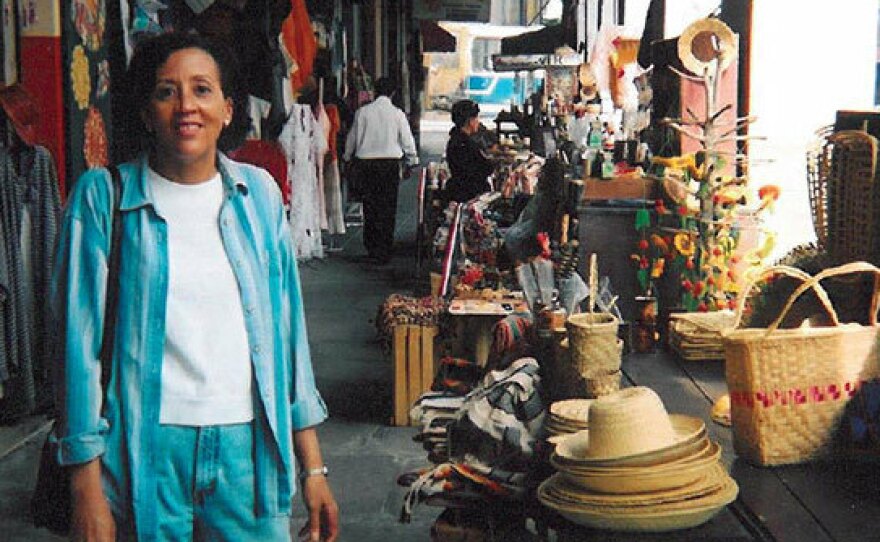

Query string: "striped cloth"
[[0, 145, 61, 421], [400, 357, 546, 521]]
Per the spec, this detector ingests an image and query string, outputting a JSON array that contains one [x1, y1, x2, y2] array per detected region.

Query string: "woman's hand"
[[296, 475, 339, 542], [69, 460, 116, 542]]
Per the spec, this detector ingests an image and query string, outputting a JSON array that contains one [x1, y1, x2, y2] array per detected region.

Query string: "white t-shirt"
[[148, 167, 254, 425]]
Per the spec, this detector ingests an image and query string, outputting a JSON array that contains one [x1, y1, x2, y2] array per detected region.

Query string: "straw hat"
[[553, 387, 706, 461], [677, 18, 738, 76], [585, 387, 675, 458], [542, 463, 728, 507], [545, 399, 594, 436], [538, 471, 738, 532], [554, 441, 720, 494]]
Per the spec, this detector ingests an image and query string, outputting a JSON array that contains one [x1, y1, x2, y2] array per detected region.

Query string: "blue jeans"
[[117, 422, 291, 541]]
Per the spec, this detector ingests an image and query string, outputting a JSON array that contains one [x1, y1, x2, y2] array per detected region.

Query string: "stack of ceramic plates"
[[545, 399, 593, 437], [538, 388, 739, 532]]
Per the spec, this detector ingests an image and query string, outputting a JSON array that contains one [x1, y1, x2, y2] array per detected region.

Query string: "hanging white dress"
[[313, 105, 329, 231], [280, 104, 324, 260]]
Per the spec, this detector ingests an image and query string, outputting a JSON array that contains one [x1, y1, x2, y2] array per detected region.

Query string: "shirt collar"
[[120, 152, 248, 212]]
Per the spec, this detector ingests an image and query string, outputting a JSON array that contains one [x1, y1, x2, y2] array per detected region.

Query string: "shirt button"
[[222, 218, 230, 227], [253, 345, 262, 354], [245, 306, 255, 314]]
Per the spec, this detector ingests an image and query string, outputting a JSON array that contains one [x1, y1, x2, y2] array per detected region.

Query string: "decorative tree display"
[[633, 18, 779, 313]]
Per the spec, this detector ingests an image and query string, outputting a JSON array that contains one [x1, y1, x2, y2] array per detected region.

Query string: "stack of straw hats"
[[538, 387, 738, 532], [544, 399, 593, 438], [564, 312, 623, 397], [668, 311, 736, 361]]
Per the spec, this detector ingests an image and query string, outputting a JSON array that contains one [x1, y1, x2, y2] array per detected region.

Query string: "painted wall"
[[18, 0, 65, 191]]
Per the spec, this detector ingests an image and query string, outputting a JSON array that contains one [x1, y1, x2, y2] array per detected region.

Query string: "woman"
[[443, 99, 495, 204], [51, 32, 338, 541]]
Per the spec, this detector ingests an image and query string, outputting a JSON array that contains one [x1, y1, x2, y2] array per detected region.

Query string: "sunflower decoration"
[[673, 232, 696, 257]]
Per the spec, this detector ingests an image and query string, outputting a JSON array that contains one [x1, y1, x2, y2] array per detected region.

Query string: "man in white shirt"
[[344, 77, 418, 264]]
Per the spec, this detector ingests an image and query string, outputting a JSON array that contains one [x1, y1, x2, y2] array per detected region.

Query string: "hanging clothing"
[[314, 105, 330, 231], [280, 0, 316, 93], [323, 104, 345, 235], [280, 104, 323, 260], [228, 139, 291, 206], [0, 145, 61, 422]]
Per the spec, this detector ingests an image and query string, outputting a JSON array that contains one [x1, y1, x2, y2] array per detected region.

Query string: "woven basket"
[[827, 130, 880, 265], [566, 312, 621, 374], [723, 262, 880, 466], [805, 125, 834, 250], [583, 368, 622, 398]]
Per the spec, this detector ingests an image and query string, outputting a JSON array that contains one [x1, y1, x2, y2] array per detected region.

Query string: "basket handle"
[[766, 261, 880, 333], [731, 265, 817, 329]]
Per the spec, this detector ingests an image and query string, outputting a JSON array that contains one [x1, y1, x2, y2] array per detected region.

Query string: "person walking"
[[343, 77, 418, 265], [51, 31, 338, 541]]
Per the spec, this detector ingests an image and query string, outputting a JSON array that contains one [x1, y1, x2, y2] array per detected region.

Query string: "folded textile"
[[399, 357, 547, 522]]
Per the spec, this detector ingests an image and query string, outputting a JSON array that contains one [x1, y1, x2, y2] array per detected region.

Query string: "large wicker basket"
[[724, 262, 880, 466], [826, 130, 880, 265]]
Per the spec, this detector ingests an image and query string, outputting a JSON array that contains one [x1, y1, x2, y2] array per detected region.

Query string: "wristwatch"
[[300, 465, 329, 482]]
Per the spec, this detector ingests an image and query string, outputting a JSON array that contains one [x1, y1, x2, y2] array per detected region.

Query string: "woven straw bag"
[[723, 262, 880, 466], [566, 312, 621, 374]]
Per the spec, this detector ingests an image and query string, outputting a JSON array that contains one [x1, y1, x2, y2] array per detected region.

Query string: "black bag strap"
[[98, 165, 123, 396]]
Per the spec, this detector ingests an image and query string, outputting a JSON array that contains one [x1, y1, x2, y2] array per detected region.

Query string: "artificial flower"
[[536, 232, 551, 259], [757, 184, 781, 212], [651, 258, 665, 278], [650, 234, 669, 253], [674, 233, 696, 256], [71, 45, 91, 109], [459, 265, 484, 286]]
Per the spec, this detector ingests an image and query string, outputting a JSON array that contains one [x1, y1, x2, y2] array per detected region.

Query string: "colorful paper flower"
[[651, 258, 665, 278], [71, 45, 91, 110], [757, 184, 781, 212], [650, 234, 669, 253], [72, 0, 106, 51], [83, 106, 108, 169]]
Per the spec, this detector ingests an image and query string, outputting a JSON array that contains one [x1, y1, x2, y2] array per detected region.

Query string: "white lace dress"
[[280, 104, 324, 260]]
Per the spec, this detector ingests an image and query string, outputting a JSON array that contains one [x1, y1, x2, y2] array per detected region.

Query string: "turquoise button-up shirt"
[[51, 154, 327, 540]]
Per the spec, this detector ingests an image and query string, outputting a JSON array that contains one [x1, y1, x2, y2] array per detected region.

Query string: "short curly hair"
[[118, 31, 249, 159]]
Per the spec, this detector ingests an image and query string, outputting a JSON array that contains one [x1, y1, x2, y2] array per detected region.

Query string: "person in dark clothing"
[[444, 99, 495, 204]]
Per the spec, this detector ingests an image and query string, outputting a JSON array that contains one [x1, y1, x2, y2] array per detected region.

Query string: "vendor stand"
[[388, 11, 880, 542]]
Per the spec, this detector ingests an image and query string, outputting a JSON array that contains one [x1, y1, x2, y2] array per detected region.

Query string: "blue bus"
[[424, 22, 543, 116]]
